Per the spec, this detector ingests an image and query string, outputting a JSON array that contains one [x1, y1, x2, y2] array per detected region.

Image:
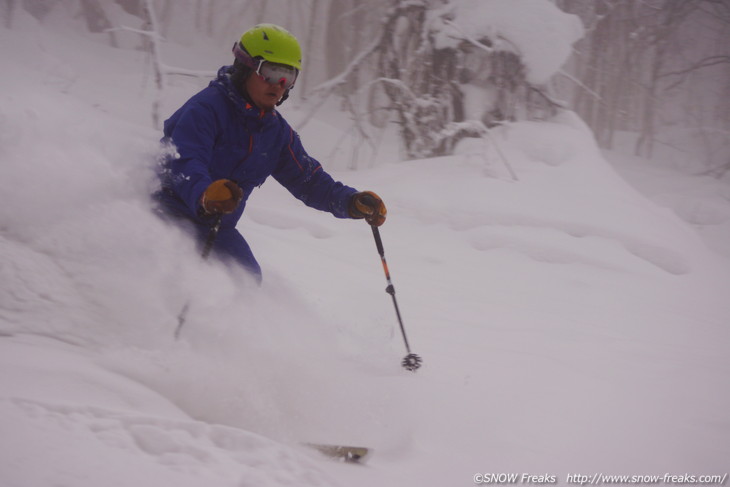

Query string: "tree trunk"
[[141, 0, 166, 128]]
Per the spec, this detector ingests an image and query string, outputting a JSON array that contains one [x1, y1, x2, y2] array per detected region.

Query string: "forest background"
[[4, 0, 728, 174]]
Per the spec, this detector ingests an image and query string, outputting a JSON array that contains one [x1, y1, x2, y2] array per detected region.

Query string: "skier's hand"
[[200, 179, 243, 215], [349, 191, 387, 226]]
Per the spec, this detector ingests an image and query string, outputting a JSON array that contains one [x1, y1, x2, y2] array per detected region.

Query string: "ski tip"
[[305, 443, 371, 464]]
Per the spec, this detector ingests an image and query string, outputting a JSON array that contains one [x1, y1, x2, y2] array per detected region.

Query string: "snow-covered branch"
[[159, 65, 217, 79], [106, 25, 163, 41]]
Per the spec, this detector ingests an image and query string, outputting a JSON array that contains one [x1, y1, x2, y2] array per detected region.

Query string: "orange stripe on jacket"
[[287, 127, 323, 174], [287, 128, 303, 171]]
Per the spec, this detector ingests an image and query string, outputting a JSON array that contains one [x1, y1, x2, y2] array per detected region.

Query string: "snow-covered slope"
[[2, 7, 729, 487]]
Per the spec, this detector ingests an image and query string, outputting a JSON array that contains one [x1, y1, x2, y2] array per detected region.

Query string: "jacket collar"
[[212, 65, 277, 123]]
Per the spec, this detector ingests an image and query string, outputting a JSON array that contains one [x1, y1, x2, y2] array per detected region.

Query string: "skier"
[[154, 24, 386, 282]]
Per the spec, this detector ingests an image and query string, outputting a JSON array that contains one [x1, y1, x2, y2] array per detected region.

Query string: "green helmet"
[[238, 24, 302, 71]]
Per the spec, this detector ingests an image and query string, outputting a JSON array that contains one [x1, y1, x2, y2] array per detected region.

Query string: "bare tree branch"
[[659, 55, 730, 79]]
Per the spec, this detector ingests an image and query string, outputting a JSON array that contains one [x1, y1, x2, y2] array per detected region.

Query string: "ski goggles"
[[255, 59, 298, 90], [232, 43, 298, 90]]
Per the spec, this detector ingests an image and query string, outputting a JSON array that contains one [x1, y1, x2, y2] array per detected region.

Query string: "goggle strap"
[[232, 42, 260, 70]]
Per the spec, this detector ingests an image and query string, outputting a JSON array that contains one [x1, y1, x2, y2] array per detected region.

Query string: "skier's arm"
[[272, 126, 357, 218], [162, 102, 219, 216]]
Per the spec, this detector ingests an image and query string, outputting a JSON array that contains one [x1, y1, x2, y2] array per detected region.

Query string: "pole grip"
[[371, 225, 385, 257]]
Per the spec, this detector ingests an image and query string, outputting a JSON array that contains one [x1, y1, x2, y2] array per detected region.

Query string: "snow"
[[2, 4, 730, 487], [431, 0, 583, 84]]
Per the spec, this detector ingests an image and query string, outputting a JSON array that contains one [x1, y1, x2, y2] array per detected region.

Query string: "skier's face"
[[245, 70, 287, 112]]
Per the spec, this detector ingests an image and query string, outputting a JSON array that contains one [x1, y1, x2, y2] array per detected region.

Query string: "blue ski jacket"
[[157, 66, 357, 229], [155, 66, 358, 278]]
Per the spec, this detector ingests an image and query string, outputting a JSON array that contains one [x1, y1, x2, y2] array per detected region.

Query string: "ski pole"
[[175, 215, 223, 339], [371, 225, 422, 371]]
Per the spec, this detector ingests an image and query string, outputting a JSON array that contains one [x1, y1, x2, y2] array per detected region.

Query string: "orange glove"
[[349, 191, 387, 226], [200, 179, 243, 215]]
